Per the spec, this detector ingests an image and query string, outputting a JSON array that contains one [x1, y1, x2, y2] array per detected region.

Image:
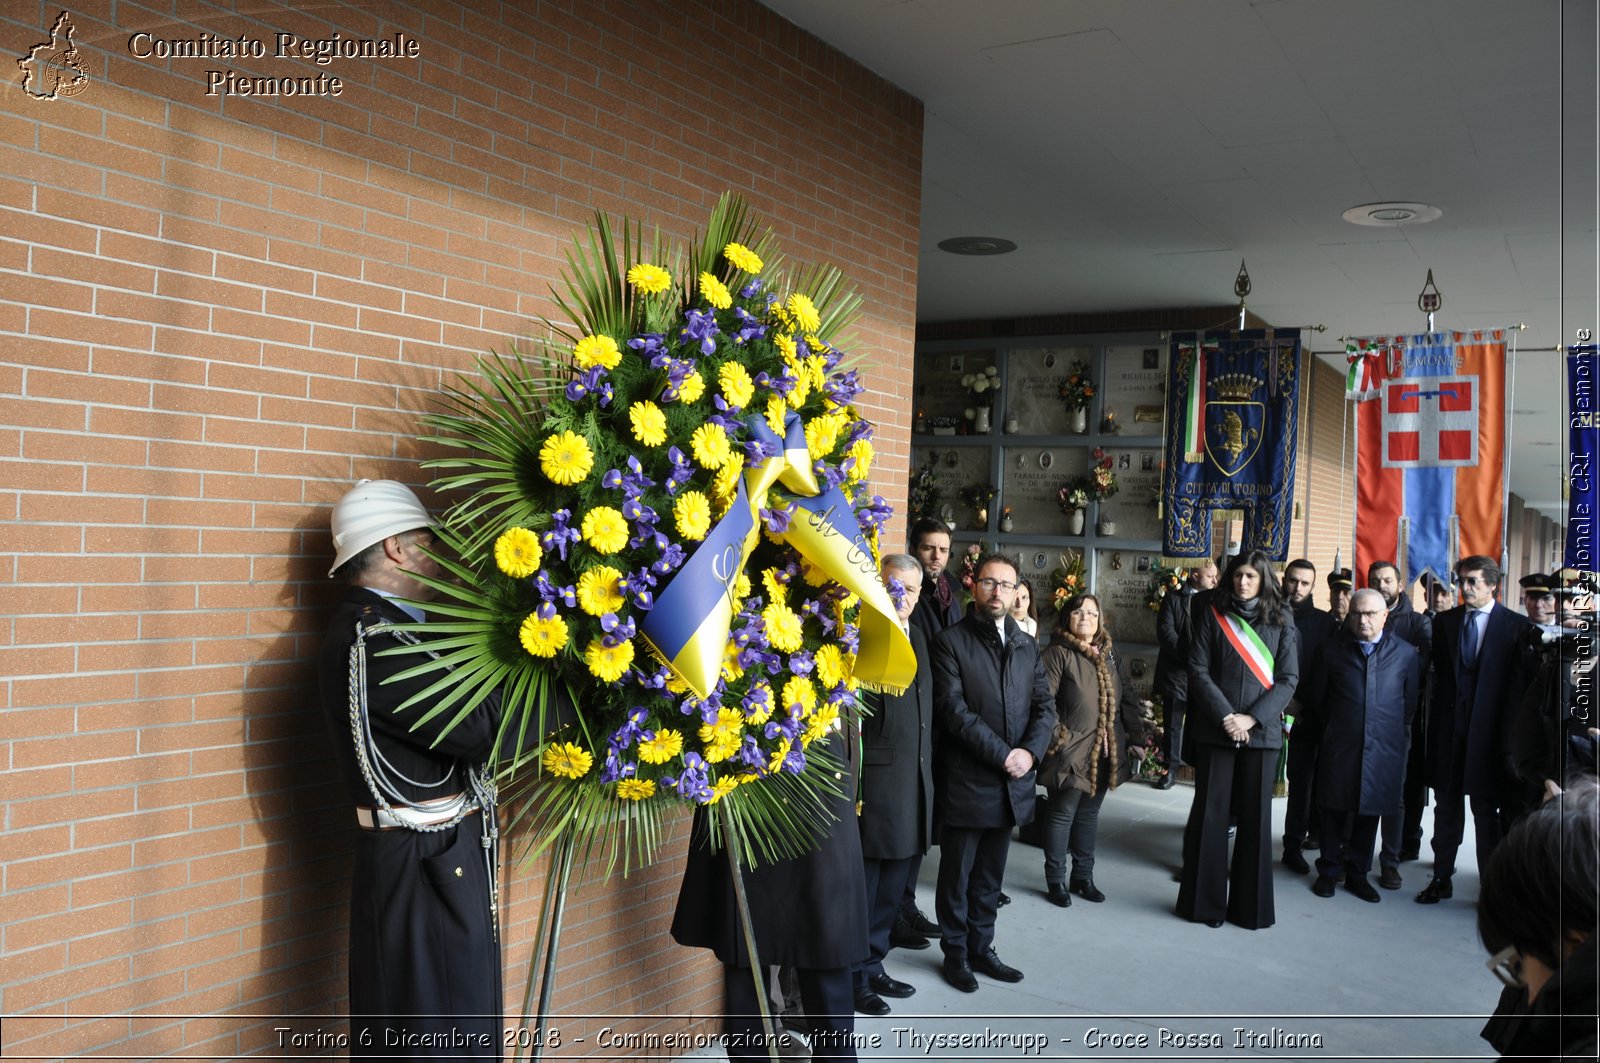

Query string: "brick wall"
[[0, 0, 922, 1056]]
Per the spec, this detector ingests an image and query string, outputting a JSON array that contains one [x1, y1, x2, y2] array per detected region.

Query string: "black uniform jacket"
[[1155, 586, 1198, 702], [930, 613, 1056, 829], [909, 569, 965, 645], [1187, 599, 1299, 749], [1302, 629, 1420, 815], [858, 625, 934, 860]]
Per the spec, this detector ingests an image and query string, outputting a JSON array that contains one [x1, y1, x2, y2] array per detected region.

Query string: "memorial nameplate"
[[999, 446, 1087, 535], [911, 445, 994, 532], [1102, 345, 1167, 437], [1003, 347, 1094, 435], [915, 349, 997, 425], [1095, 547, 1160, 646], [1096, 447, 1163, 540]]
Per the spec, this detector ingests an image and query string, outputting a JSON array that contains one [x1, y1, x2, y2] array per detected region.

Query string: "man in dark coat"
[[930, 554, 1055, 992], [1279, 558, 1340, 872], [1326, 567, 1354, 624], [851, 554, 935, 1017], [1367, 560, 1434, 888], [1154, 557, 1217, 787], [1417, 555, 1535, 904], [1301, 589, 1420, 903], [316, 479, 504, 1059]]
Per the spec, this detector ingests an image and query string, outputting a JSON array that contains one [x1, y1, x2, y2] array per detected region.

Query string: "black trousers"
[[724, 965, 855, 1062], [1429, 789, 1503, 880], [1281, 730, 1319, 847], [856, 855, 915, 985], [1162, 693, 1188, 769], [1315, 807, 1380, 878], [1176, 744, 1275, 929], [934, 824, 1011, 961]]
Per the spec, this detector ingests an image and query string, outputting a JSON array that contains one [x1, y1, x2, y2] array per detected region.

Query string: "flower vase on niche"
[[974, 406, 992, 434], [1067, 508, 1085, 536], [1096, 518, 1116, 536], [1069, 407, 1088, 434]]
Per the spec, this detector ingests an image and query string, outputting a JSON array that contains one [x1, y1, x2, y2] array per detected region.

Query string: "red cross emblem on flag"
[[1381, 375, 1479, 468]]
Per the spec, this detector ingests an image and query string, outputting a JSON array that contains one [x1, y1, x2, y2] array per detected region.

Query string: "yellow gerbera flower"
[[803, 702, 839, 746], [721, 640, 744, 681], [765, 395, 786, 434], [580, 506, 629, 554], [673, 491, 712, 541], [782, 675, 818, 718], [626, 263, 671, 294], [677, 370, 706, 404], [494, 527, 543, 578], [734, 571, 751, 601], [629, 400, 667, 447], [786, 293, 821, 333], [699, 272, 732, 310], [745, 680, 773, 725], [690, 423, 732, 470], [813, 644, 848, 688], [763, 601, 804, 653], [585, 637, 634, 683], [699, 707, 744, 763], [787, 371, 811, 409], [573, 334, 622, 371], [705, 775, 739, 805], [518, 611, 569, 658], [639, 728, 684, 764], [766, 738, 792, 774], [576, 565, 626, 616], [773, 333, 798, 361], [709, 456, 743, 514], [724, 242, 763, 274], [542, 741, 592, 779], [718, 361, 755, 409], [761, 567, 787, 604], [616, 778, 656, 800], [804, 413, 844, 461], [539, 430, 593, 486], [846, 438, 873, 482]]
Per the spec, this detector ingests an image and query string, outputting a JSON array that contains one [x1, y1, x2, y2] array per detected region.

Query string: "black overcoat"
[[909, 569, 964, 644], [316, 588, 502, 1057], [1303, 630, 1420, 815], [1154, 586, 1197, 702], [1187, 600, 1299, 749], [1427, 603, 1534, 799], [670, 733, 869, 970], [930, 613, 1056, 829], [858, 625, 934, 860]]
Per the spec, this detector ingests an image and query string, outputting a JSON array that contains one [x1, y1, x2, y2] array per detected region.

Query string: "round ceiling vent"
[[937, 236, 1018, 255], [1342, 202, 1443, 227]]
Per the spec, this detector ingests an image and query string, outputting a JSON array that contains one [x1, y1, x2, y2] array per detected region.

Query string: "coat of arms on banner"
[[1163, 331, 1302, 560]]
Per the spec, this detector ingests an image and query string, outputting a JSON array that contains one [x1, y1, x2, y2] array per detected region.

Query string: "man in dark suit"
[[1366, 560, 1433, 889], [930, 554, 1055, 992], [1279, 558, 1339, 873], [1154, 557, 1217, 787], [1417, 555, 1535, 904], [852, 554, 935, 1017], [316, 479, 505, 1058]]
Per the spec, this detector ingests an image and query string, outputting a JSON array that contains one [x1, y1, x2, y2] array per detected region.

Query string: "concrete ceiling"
[[761, 0, 1598, 520]]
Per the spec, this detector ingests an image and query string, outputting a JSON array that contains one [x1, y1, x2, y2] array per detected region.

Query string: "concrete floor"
[[688, 780, 1499, 1060]]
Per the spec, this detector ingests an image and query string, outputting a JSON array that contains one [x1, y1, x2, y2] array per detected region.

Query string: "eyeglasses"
[[1353, 610, 1385, 619], [976, 577, 1017, 592], [1486, 946, 1524, 989]]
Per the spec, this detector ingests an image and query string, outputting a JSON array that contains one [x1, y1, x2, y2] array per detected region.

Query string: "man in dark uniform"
[[1154, 558, 1218, 788], [1278, 559, 1339, 874], [1326, 567, 1354, 624], [852, 554, 934, 1017], [1519, 571, 1558, 625], [316, 479, 504, 1058], [1366, 561, 1433, 889], [930, 554, 1055, 992], [1417, 556, 1535, 904], [1301, 590, 1420, 903]]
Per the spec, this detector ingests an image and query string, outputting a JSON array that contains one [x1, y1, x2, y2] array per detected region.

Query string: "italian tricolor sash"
[[1212, 606, 1275, 689]]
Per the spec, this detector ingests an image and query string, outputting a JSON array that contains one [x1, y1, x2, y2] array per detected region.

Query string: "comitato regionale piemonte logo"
[[18, 11, 91, 100]]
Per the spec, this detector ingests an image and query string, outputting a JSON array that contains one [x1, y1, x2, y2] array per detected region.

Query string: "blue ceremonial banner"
[[1567, 345, 1597, 573], [1163, 330, 1302, 561]]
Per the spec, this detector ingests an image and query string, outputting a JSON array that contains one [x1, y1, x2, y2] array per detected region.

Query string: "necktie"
[[1461, 611, 1481, 670]]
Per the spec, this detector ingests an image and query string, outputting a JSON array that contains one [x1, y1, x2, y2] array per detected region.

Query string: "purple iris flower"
[[732, 307, 766, 343], [680, 309, 720, 356], [840, 623, 860, 653], [743, 436, 780, 464], [817, 462, 846, 490], [780, 747, 806, 775], [788, 650, 814, 677], [637, 666, 669, 692], [738, 735, 767, 770], [599, 613, 636, 646], [652, 542, 686, 576], [666, 752, 712, 802], [885, 575, 908, 612], [739, 279, 763, 299], [742, 684, 772, 717], [536, 574, 576, 609], [824, 369, 862, 405], [759, 504, 795, 535], [628, 333, 665, 360], [541, 509, 580, 561]]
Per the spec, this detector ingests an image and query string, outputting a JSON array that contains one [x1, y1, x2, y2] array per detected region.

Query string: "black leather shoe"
[[1398, 846, 1420, 862], [971, 946, 1023, 983], [1301, 835, 1321, 850], [1311, 876, 1337, 898], [1281, 848, 1310, 875], [1345, 875, 1381, 903], [1046, 882, 1072, 908], [852, 988, 890, 1016], [1415, 877, 1453, 904], [1155, 772, 1175, 790], [942, 957, 978, 993], [1204, 918, 1225, 928], [1070, 879, 1105, 903], [902, 906, 939, 936], [1378, 866, 1403, 890], [996, 891, 1011, 907], [889, 919, 930, 950], [868, 972, 915, 999]]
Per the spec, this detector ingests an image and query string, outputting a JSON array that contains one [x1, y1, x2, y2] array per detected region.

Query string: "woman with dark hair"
[[1009, 577, 1039, 639], [1176, 549, 1298, 929], [1477, 777, 1598, 1062], [1036, 593, 1147, 906]]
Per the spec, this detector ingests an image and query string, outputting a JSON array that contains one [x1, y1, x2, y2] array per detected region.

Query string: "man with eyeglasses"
[[1417, 556, 1535, 904], [1297, 589, 1420, 903], [928, 554, 1056, 993], [1365, 560, 1434, 887]]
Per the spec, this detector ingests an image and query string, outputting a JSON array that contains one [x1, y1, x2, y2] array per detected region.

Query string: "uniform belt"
[[355, 793, 476, 831]]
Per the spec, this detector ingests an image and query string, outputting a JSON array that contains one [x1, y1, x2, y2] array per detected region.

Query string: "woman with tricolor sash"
[[1176, 550, 1299, 930]]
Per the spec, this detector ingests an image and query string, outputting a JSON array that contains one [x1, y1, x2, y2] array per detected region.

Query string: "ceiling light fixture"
[[1342, 202, 1443, 227], [938, 236, 1017, 256]]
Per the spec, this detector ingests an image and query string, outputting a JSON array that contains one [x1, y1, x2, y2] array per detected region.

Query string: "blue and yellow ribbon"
[[640, 411, 915, 699]]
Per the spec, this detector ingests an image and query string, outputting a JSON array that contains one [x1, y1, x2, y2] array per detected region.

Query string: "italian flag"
[[1212, 606, 1275, 689], [1180, 343, 1205, 461]]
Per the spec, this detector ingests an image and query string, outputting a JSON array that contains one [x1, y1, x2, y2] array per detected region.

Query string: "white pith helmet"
[[328, 479, 437, 577]]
